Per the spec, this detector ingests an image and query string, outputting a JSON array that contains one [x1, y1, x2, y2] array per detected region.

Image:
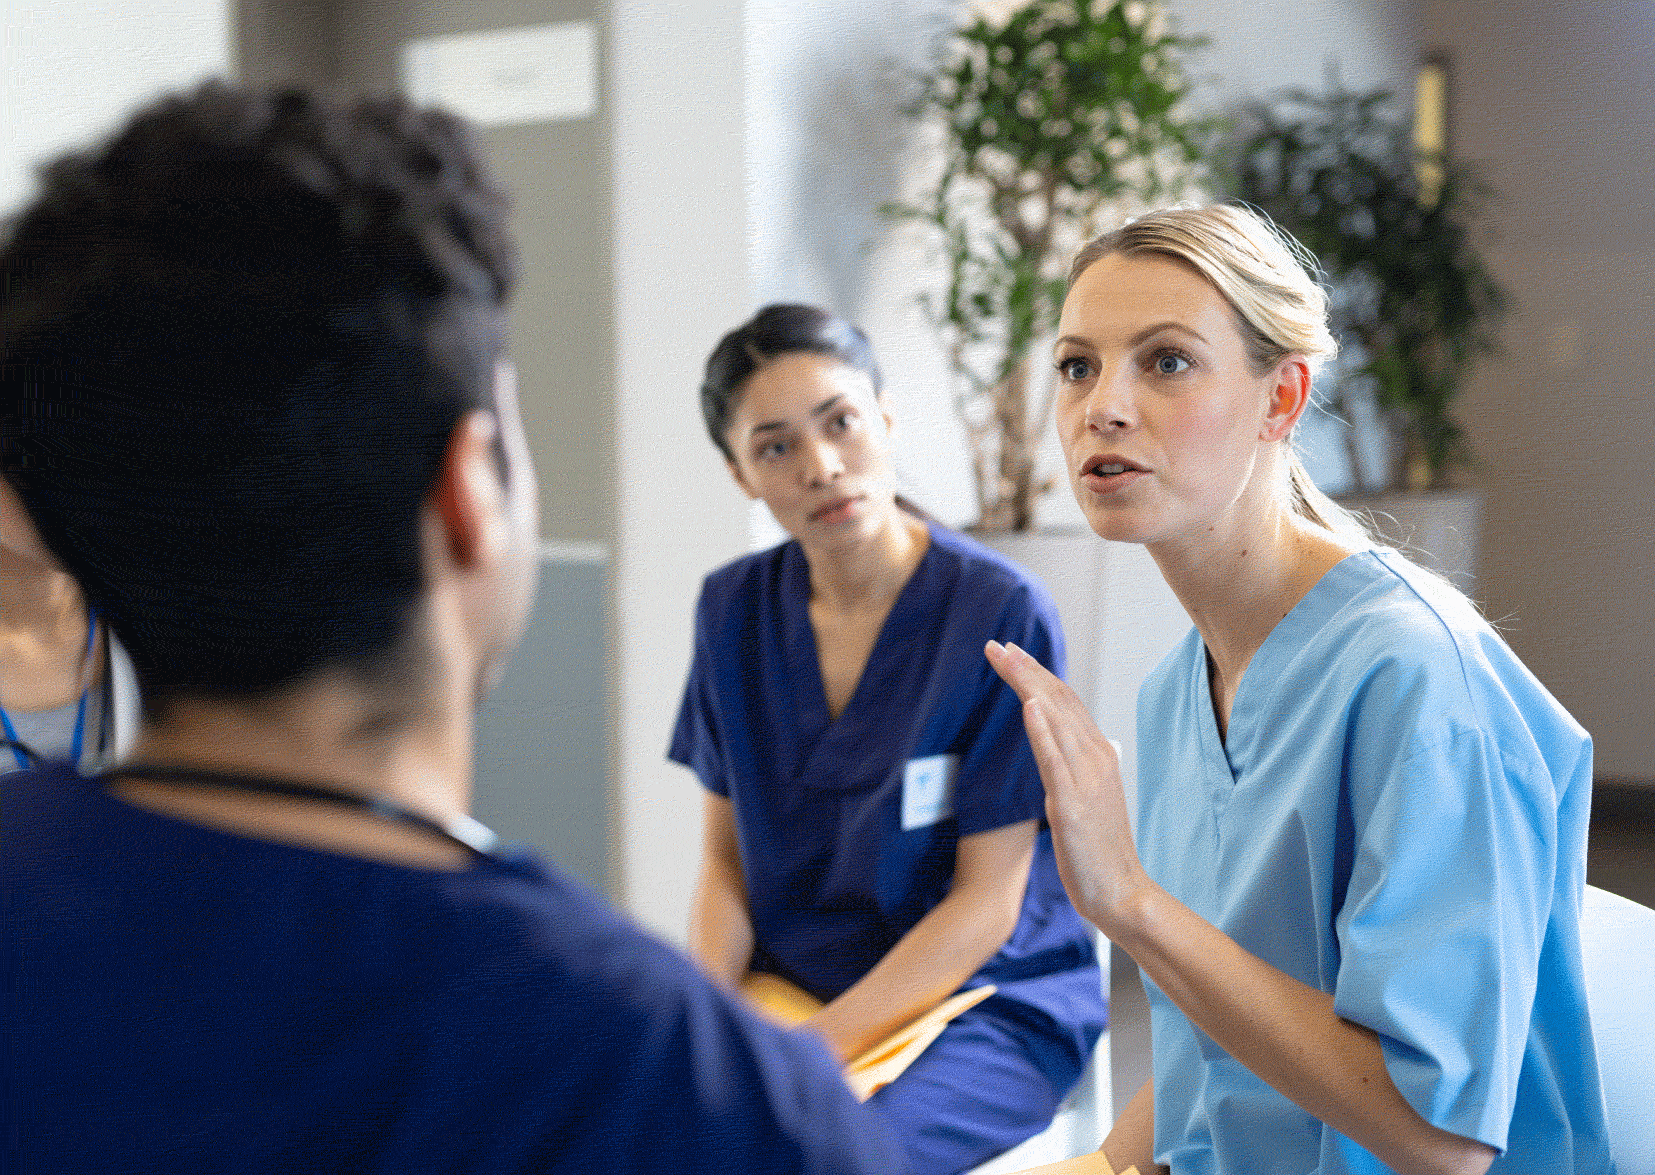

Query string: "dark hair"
[[0, 83, 518, 714], [699, 303, 882, 460]]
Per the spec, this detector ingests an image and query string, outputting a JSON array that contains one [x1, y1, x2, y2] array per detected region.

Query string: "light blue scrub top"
[[1136, 549, 1612, 1174]]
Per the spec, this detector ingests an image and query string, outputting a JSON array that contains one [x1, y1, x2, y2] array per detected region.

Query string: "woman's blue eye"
[[1058, 357, 1093, 381], [1155, 352, 1191, 375]]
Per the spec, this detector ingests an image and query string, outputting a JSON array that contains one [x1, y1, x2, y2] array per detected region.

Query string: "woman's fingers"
[[984, 639, 1049, 700], [986, 641, 1089, 721], [991, 642, 1143, 927], [1020, 697, 1077, 796]]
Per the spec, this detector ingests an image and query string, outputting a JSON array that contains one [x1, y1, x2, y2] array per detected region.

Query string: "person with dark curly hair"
[[2, 84, 902, 1174]]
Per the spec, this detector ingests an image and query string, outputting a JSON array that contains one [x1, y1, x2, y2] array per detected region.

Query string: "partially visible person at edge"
[[985, 203, 1611, 1174], [670, 303, 1108, 1175], [2, 487, 138, 774], [2, 83, 903, 1174]]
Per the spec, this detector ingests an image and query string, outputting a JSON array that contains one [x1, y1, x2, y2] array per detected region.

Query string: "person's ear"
[[432, 411, 509, 570], [0, 477, 61, 569], [879, 394, 897, 441], [725, 456, 760, 501], [1260, 355, 1314, 443]]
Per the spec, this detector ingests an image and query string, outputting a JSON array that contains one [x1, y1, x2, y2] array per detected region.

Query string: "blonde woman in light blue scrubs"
[[987, 204, 1611, 1175]]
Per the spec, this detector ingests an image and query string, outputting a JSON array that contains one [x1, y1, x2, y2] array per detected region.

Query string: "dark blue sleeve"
[[405, 873, 907, 1174], [668, 586, 729, 796], [952, 581, 1064, 837]]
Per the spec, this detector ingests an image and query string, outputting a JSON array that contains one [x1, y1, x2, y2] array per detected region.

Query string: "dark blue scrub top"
[[670, 521, 1105, 1079], [4, 763, 904, 1174]]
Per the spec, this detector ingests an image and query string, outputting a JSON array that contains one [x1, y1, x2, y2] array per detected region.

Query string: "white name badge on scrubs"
[[901, 754, 959, 830]]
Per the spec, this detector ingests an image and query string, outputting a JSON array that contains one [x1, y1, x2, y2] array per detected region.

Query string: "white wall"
[[610, 0, 753, 940], [0, 0, 232, 214]]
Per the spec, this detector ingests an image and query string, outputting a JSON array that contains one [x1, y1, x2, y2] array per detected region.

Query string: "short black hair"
[[700, 303, 883, 460], [1, 83, 518, 713]]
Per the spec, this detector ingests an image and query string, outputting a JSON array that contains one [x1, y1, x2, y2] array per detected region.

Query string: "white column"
[[610, 0, 753, 941]]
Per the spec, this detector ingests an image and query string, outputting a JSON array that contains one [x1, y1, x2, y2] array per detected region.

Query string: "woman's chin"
[[1077, 503, 1156, 546]]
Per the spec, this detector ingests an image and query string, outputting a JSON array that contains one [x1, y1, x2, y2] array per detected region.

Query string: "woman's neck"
[[1149, 502, 1358, 692], [0, 547, 96, 711], [801, 504, 929, 617]]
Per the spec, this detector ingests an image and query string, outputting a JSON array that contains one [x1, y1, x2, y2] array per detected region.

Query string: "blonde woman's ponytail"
[[1287, 457, 1375, 545]]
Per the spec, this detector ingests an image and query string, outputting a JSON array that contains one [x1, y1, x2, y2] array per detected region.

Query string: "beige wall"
[[1424, 0, 1655, 783], [237, 0, 613, 547]]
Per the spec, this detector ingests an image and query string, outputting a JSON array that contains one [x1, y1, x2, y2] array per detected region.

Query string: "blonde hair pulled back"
[[1069, 203, 1369, 541]]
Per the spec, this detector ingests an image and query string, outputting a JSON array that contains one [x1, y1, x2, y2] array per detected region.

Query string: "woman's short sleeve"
[[1331, 712, 1561, 1152], [950, 583, 1065, 838], [667, 592, 729, 796]]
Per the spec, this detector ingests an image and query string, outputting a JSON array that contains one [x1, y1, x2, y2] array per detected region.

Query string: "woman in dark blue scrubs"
[[669, 304, 1107, 1175]]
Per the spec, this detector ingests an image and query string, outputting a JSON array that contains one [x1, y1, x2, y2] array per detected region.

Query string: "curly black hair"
[[1, 83, 519, 713]]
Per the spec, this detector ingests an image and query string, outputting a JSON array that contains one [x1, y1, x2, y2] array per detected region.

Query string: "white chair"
[[1580, 884, 1655, 1174]]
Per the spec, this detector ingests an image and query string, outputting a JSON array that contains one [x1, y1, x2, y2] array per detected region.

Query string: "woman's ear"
[[1260, 355, 1314, 443], [0, 477, 61, 569]]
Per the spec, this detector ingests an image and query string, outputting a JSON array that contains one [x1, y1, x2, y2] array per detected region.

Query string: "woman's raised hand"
[[984, 640, 1152, 933]]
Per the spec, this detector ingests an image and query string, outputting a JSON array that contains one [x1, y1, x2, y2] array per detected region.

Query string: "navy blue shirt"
[[3, 763, 905, 1174], [669, 521, 1105, 1082]]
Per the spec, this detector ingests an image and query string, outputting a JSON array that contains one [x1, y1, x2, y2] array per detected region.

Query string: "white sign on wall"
[[401, 22, 598, 129]]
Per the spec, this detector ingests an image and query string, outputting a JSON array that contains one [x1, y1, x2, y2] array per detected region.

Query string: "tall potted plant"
[[889, 0, 1217, 533], [1232, 75, 1508, 589], [884, 0, 1214, 733]]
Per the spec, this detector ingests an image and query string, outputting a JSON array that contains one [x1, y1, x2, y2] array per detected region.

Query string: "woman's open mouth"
[[1079, 455, 1150, 494]]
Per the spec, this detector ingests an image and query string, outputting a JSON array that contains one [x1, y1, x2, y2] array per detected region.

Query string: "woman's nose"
[[802, 438, 844, 485], [1084, 372, 1137, 434]]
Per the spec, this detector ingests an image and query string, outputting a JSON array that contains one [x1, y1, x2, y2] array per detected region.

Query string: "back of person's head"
[[0, 83, 518, 716], [1069, 203, 1370, 542], [700, 303, 883, 461]]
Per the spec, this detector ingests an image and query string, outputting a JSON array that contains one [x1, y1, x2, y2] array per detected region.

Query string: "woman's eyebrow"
[[1130, 321, 1209, 347], [1054, 322, 1209, 353], [750, 394, 845, 436]]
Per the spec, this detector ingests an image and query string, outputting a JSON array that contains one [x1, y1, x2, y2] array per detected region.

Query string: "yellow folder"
[[738, 973, 998, 1101]]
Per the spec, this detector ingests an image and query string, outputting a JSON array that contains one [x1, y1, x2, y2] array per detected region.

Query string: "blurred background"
[[2, 0, 1649, 943]]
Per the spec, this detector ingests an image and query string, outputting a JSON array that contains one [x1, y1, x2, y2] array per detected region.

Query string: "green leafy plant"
[[889, 0, 1216, 530], [1233, 75, 1508, 492]]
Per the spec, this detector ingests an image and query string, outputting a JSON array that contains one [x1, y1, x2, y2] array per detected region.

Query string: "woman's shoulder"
[[693, 540, 798, 619], [1321, 549, 1502, 669], [1305, 549, 1586, 755]]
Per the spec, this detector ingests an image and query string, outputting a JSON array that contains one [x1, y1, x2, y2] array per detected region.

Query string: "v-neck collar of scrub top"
[[1192, 548, 1386, 816], [778, 520, 941, 782]]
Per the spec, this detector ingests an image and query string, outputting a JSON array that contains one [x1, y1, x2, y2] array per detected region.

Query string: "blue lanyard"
[[0, 610, 97, 771]]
